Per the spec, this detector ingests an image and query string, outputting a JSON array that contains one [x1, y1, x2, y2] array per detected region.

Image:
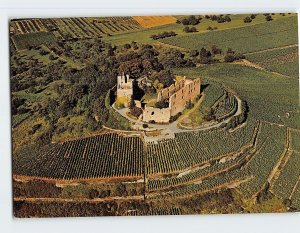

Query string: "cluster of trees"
[[224, 48, 245, 63], [244, 14, 257, 23], [189, 45, 222, 64], [158, 48, 195, 69], [177, 15, 201, 25], [210, 15, 231, 23], [150, 31, 177, 40], [183, 26, 197, 33]]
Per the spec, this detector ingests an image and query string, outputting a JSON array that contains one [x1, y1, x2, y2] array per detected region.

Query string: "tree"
[[224, 15, 231, 22], [266, 15, 273, 21], [211, 45, 222, 55], [243, 17, 252, 23]]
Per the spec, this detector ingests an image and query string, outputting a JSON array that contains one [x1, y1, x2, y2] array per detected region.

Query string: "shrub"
[[88, 189, 100, 199], [243, 17, 252, 23], [183, 26, 197, 33], [266, 15, 273, 21]]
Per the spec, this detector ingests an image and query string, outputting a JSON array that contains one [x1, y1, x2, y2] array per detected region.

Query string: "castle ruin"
[[115, 75, 201, 123], [117, 74, 134, 99], [143, 77, 201, 123]]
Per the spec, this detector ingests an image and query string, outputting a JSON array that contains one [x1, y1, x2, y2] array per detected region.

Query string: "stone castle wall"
[[142, 106, 171, 123], [169, 78, 201, 116], [157, 78, 185, 101]]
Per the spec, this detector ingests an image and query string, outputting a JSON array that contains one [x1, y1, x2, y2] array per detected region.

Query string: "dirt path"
[[233, 59, 265, 70], [289, 177, 300, 199], [244, 44, 298, 55]]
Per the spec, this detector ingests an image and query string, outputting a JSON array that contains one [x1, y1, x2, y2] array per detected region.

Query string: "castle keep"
[[117, 74, 134, 99], [116, 75, 201, 123]]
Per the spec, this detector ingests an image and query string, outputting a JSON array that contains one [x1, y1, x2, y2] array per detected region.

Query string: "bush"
[[181, 15, 201, 25], [115, 184, 128, 197], [266, 15, 273, 21], [250, 14, 256, 19], [150, 31, 177, 40], [183, 26, 197, 33], [88, 189, 99, 199], [243, 17, 252, 23]]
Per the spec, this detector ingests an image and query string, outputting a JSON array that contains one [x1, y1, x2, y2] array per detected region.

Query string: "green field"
[[160, 16, 298, 53], [102, 14, 296, 47], [246, 46, 299, 78]]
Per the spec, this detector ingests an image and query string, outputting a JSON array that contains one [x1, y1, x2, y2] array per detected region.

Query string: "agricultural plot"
[[246, 46, 299, 78], [272, 151, 300, 200], [146, 120, 257, 175], [147, 147, 252, 192], [160, 16, 298, 54], [238, 124, 286, 198], [291, 182, 300, 210], [11, 32, 56, 50], [14, 133, 145, 179], [213, 94, 238, 121], [133, 16, 177, 28], [148, 170, 248, 199], [290, 129, 300, 152]]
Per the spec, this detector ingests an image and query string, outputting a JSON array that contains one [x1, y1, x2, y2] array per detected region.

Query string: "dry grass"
[[133, 16, 177, 28]]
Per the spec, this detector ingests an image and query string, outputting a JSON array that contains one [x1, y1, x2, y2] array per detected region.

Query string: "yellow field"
[[133, 16, 177, 28]]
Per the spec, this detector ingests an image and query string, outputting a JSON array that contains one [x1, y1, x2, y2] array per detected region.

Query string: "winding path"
[[112, 94, 243, 142]]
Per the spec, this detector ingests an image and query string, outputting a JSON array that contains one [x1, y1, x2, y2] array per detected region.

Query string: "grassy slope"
[[173, 64, 300, 129], [102, 14, 296, 47], [160, 15, 298, 53]]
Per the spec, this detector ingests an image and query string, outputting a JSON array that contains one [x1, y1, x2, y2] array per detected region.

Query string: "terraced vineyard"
[[272, 151, 300, 200], [148, 170, 249, 199], [213, 95, 238, 121], [10, 17, 143, 50], [291, 182, 300, 210], [14, 133, 145, 179], [147, 146, 253, 192], [290, 129, 300, 152], [146, 120, 257, 175], [238, 122, 287, 199]]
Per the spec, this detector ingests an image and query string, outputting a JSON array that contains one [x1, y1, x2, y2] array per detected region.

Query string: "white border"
[[1, 1, 300, 233]]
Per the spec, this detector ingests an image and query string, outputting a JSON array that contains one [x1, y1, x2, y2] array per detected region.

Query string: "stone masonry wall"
[[169, 78, 201, 116], [143, 106, 171, 123]]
